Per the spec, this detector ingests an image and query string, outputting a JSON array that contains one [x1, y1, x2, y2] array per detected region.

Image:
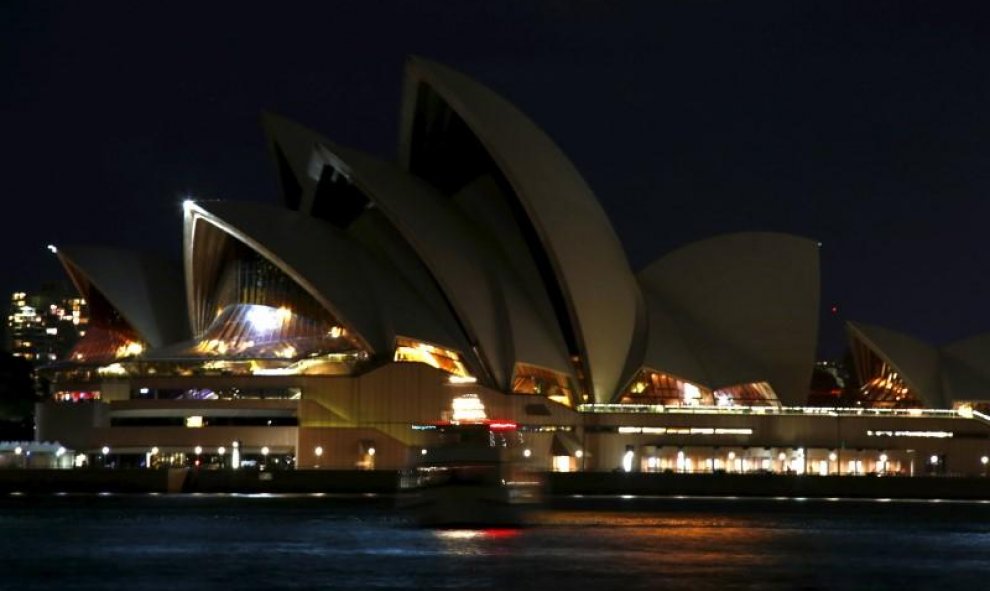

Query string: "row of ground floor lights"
[[83, 443, 379, 470], [618, 447, 990, 476]]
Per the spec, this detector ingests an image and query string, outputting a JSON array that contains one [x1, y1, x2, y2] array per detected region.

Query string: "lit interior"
[[63, 285, 144, 364], [619, 369, 779, 407], [194, 303, 357, 359], [712, 382, 779, 407], [511, 363, 576, 407], [450, 394, 487, 422], [394, 337, 470, 377], [851, 338, 924, 408], [619, 369, 713, 406], [189, 236, 366, 359]]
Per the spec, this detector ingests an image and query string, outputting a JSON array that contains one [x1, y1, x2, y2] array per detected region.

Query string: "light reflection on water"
[[1, 495, 989, 590]]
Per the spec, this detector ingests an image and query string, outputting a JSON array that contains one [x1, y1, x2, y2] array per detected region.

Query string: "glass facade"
[[511, 363, 576, 407], [130, 386, 301, 400], [194, 303, 355, 359], [193, 248, 364, 360], [65, 284, 141, 364], [619, 369, 712, 406], [619, 369, 779, 407], [394, 337, 470, 377], [712, 382, 779, 407], [851, 338, 924, 408]]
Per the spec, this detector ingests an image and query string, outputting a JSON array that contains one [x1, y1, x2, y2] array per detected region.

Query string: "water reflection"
[[434, 528, 522, 541], [433, 527, 524, 557], [1, 496, 988, 590]]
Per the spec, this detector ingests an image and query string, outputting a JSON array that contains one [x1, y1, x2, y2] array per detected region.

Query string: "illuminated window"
[[619, 369, 713, 406], [450, 393, 487, 422], [97, 363, 127, 376], [190, 247, 365, 361], [68, 326, 144, 364], [193, 304, 358, 360], [511, 363, 577, 407], [850, 339, 924, 408], [62, 279, 141, 364], [712, 382, 779, 407], [53, 391, 101, 403], [394, 337, 469, 377]]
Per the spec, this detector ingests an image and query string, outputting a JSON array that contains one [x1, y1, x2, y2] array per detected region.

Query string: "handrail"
[[576, 404, 964, 419], [971, 410, 990, 426]]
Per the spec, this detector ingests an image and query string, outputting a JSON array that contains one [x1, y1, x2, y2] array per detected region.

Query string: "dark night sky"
[[3, 1, 989, 358]]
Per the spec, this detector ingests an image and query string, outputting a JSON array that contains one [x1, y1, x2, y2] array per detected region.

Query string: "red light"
[[487, 421, 517, 432], [481, 528, 521, 539]]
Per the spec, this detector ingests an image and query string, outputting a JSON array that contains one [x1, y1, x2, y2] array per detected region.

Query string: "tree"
[[0, 351, 38, 440]]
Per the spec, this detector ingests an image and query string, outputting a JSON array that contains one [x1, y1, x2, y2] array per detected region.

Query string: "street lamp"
[[981, 455, 988, 476], [218, 446, 226, 469], [261, 446, 270, 469], [314, 446, 323, 468], [101, 446, 111, 469]]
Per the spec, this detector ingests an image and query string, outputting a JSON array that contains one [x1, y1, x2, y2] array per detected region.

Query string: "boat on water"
[[402, 395, 543, 527]]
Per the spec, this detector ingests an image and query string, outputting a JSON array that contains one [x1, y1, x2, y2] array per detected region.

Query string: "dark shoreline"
[[2, 469, 990, 500]]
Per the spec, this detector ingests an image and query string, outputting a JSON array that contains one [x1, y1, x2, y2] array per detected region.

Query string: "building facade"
[[6, 285, 87, 365], [32, 57, 990, 476]]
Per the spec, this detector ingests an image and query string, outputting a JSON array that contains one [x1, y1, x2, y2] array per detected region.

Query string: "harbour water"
[[1, 494, 989, 590]]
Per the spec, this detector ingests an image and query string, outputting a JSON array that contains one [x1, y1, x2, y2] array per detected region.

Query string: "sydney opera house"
[[35, 57, 990, 476]]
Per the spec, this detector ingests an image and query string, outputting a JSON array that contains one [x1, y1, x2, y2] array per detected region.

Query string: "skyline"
[[4, 1, 990, 358]]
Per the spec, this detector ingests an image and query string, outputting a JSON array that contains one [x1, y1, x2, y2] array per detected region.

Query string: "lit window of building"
[[511, 363, 577, 407], [6, 285, 89, 366], [619, 369, 713, 406], [394, 337, 469, 377], [850, 337, 924, 409]]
